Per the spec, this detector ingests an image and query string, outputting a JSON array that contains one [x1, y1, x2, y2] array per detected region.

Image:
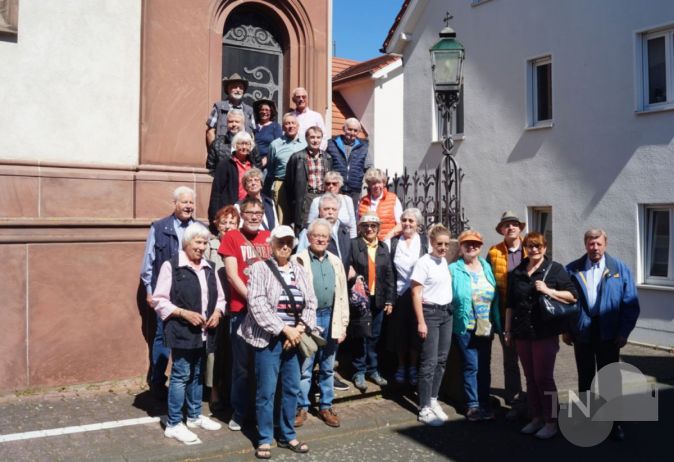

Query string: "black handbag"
[[347, 275, 372, 338], [538, 263, 579, 321]]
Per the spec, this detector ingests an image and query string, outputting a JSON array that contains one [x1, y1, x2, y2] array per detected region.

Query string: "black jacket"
[[328, 222, 351, 272], [349, 238, 396, 310], [206, 131, 261, 175], [284, 149, 333, 228], [507, 257, 578, 340]]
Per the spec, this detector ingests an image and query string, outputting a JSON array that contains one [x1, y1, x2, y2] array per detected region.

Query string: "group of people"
[[138, 73, 640, 457]]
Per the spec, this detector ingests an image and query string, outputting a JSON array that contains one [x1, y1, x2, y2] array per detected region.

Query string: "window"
[[530, 207, 552, 257], [527, 56, 552, 127], [637, 26, 674, 111], [433, 84, 464, 141], [643, 205, 674, 285]]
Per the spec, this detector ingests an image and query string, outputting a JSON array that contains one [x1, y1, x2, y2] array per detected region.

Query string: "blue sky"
[[332, 0, 404, 62]]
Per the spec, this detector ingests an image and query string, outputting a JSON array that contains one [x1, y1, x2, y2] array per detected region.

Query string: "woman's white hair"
[[401, 207, 423, 226], [231, 130, 255, 152], [182, 222, 211, 248]]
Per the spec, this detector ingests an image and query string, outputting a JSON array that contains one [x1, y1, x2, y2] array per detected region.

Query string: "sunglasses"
[[324, 181, 340, 186], [526, 243, 543, 250], [361, 223, 378, 229]]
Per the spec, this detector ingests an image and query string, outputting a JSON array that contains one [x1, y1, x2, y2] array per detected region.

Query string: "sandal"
[[277, 440, 310, 453], [255, 445, 272, 459]]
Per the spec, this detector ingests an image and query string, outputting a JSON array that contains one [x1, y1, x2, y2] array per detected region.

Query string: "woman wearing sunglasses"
[[504, 232, 577, 439]]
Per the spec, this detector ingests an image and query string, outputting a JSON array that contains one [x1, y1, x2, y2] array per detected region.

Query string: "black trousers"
[[573, 319, 620, 393]]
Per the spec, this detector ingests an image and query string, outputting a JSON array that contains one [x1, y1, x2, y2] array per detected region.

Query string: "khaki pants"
[[271, 180, 289, 225]]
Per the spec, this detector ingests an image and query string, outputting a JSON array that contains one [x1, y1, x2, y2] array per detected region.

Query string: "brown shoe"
[[318, 408, 341, 428], [294, 408, 308, 427]]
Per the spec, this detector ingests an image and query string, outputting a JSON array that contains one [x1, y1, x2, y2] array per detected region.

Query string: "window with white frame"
[[637, 26, 674, 111], [527, 56, 552, 127], [530, 206, 552, 257], [433, 85, 464, 141], [643, 205, 673, 285]]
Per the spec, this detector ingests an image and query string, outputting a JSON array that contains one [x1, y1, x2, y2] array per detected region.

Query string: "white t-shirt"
[[410, 253, 453, 305], [392, 234, 422, 295]]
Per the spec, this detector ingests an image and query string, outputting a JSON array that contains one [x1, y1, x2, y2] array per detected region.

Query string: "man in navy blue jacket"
[[325, 118, 372, 212], [565, 228, 640, 441]]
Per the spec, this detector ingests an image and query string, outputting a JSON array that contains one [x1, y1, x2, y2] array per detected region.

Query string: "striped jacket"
[[238, 258, 317, 348]]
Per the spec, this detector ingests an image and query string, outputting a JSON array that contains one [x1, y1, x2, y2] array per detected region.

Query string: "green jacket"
[[449, 257, 502, 335]]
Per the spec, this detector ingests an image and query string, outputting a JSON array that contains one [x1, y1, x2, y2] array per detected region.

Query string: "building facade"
[[0, 0, 330, 392], [385, 0, 674, 347]]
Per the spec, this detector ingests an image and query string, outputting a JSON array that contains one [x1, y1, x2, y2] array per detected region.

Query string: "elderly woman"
[[204, 205, 240, 410], [388, 207, 428, 386], [450, 230, 501, 422], [307, 171, 357, 238], [234, 168, 278, 231], [208, 131, 257, 229], [357, 168, 403, 241], [253, 99, 283, 169], [153, 222, 225, 444], [505, 232, 577, 440], [410, 224, 453, 426], [238, 225, 317, 459], [349, 211, 395, 392]]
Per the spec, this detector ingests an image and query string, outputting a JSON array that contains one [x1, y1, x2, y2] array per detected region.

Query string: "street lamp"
[[429, 17, 468, 236], [430, 24, 465, 153]]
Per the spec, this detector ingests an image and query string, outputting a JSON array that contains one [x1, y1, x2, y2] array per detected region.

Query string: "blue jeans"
[[418, 304, 453, 408], [455, 331, 493, 409], [167, 347, 204, 426], [352, 304, 385, 379], [298, 308, 338, 410], [230, 313, 251, 420], [151, 312, 170, 386], [255, 337, 302, 445]]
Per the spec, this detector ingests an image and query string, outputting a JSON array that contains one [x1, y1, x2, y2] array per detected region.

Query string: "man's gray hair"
[[401, 207, 423, 226], [343, 117, 361, 130], [318, 192, 340, 209], [324, 171, 344, 187], [308, 218, 332, 236], [231, 130, 255, 151], [584, 228, 608, 244], [227, 108, 245, 121], [182, 222, 210, 248], [173, 186, 195, 202]]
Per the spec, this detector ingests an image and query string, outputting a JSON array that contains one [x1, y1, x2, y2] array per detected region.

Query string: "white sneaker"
[[418, 406, 444, 426], [535, 422, 558, 440], [520, 419, 545, 435], [164, 422, 199, 444], [228, 417, 242, 431], [430, 398, 449, 422], [187, 415, 222, 431]]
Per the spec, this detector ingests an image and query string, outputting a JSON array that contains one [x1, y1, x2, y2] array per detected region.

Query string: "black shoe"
[[610, 423, 625, 442], [333, 377, 350, 391]]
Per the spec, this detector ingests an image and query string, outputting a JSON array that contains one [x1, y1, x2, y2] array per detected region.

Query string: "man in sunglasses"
[[487, 211, 527, 420]]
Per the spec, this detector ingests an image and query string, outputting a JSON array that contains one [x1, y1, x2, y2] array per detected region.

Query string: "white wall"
[[373, 64, 404, 175], [396, 0, 674, 346], [0, 0, 141, 165]]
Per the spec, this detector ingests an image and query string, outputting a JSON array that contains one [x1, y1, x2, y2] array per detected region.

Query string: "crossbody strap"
[[264, 259, 309, 329]]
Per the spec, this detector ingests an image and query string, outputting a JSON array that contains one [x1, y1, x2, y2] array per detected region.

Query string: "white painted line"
[[0, 416, 161, 443]]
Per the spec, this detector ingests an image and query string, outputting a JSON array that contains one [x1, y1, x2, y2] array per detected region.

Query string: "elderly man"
[[565, 229, 640, 441], [140, 186, 197, 399], [285, 126, 333, 232], [217, 197, 271, 431], [326, 118, 372, 209], [206, 108, 247, 174], [206, 73, 255, 145], [297, 192, 351, 272], [487, 211, 527, 419], [265, 112, 307, 225], [290, 87, 327, 149], [293, 218, 350, 428]]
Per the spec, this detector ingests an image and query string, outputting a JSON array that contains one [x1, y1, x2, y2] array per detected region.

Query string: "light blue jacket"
[[449, 257, 501, 335]]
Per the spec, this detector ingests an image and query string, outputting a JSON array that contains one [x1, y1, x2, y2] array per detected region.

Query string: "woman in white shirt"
[[410, 224, 453, 426]]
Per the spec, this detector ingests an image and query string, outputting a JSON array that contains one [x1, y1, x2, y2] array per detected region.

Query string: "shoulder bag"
[[538, 263, 579, 321]]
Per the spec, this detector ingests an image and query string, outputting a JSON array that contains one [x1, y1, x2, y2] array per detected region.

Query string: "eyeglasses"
[[242, 211, 263, 217], [526, 243, 543, 250], [461, 241, 482, 248], [324, 181, 340, 186], [361, 223, 378, 229]]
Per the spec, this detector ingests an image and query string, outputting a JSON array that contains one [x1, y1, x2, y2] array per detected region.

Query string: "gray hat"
[[222, 73, 249, 92], [495, 211, 526, 234]]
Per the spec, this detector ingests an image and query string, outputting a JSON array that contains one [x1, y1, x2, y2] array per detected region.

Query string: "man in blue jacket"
[[565, 228, 640, 441], [325, 118, 372, 212]]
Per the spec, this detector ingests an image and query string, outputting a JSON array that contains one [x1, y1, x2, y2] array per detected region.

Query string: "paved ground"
[[0, 342, 671, 461]]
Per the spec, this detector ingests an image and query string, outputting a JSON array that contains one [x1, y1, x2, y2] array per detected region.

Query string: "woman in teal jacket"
[[450, 230, 501, 421]]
